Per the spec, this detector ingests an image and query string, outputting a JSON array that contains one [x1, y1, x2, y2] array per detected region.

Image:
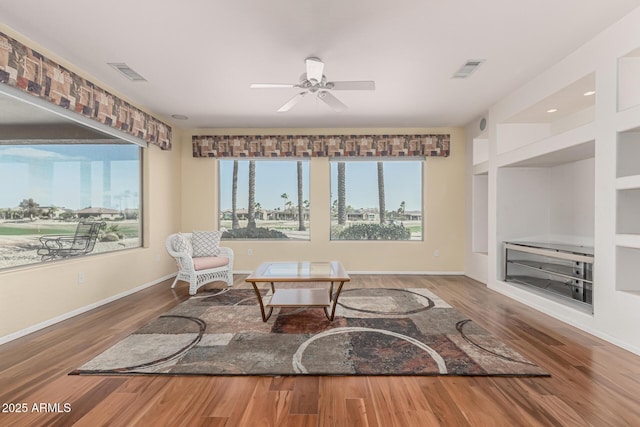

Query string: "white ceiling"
[[1, 0, 639, 130]]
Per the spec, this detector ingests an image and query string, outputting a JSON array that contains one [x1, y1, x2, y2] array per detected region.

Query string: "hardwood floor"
[[1, 275, 639, 426]]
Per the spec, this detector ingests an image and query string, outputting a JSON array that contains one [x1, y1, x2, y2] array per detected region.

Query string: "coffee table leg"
[[325, 281, 346, 321], [250, 281, 273, 322]]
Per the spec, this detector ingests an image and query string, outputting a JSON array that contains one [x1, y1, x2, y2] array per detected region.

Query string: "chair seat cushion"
[[193, 256, 229, 271]]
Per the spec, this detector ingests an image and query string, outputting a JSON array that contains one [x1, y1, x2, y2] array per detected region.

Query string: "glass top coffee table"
[[245, 261, 350, 322]]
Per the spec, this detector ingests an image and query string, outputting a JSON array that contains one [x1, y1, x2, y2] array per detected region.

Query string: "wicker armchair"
[[165, 232, 234, 295]]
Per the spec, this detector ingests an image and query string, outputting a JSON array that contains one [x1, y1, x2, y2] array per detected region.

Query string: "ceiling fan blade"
[[277, 92, 307, 112], [329, 81, 376, 91], [318, 91, 347, 112], [305, 57, 324, 83], [250, 83, 296, 89]]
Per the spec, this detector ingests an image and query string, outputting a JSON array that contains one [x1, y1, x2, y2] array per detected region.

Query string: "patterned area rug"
[[71, 288, 549, 376]]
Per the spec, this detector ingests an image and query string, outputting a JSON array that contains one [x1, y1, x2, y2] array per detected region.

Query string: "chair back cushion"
[[191, 230, 223, 257], [172, 233, 193, 256]]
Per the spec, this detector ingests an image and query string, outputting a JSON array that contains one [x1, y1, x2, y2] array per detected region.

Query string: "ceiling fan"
[[250, 57, 375, 113]]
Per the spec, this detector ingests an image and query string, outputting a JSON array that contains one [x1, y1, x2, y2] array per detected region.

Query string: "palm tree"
[[255, 202, 262, 221], [399, 201, 406, 220], [337, 162, 346, 225], [297, 161, 305, 231], [247, 160, 256, 229], [285, 201, 294, 214], [377, 162, 386, 224], [281, 193, 289, 212], [231, 160, 240, 229]]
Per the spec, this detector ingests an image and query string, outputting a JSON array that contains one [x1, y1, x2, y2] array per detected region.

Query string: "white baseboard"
[[346, 270, 464, 275], [490, 280, 640, 357], [0, 273, 176, 346], [233, 270, 464, 275]]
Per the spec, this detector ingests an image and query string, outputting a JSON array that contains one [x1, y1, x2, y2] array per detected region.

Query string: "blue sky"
[[0, 144, 140, 210], [219, 159, 422, 212], [330, 161, 422, 212], [219, 160, 310, 211]]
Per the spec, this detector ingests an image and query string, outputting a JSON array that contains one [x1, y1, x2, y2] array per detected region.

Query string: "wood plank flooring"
[[1, 275, 639, 426]]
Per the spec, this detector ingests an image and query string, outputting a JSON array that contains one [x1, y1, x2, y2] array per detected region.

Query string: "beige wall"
[[0, 142, 183, 339], [0, 25, 184, 340], [181, 128, 466, 272]]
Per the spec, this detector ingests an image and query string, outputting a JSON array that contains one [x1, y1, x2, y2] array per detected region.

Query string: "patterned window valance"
[[192, 134, 450, 158], [0, 32, 171, 150]]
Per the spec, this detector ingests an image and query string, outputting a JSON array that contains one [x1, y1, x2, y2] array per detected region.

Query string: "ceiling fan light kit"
[[251, 57, 375, 113]]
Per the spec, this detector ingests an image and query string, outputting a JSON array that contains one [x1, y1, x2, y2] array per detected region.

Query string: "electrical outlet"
[[155, 254, 161, 263], [248, 249, 253, 256], [434, 250, 440, 257], [78, 272, 85, 284]]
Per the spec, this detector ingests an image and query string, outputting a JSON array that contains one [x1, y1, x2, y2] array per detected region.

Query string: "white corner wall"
[[465, 6, 640, 355]]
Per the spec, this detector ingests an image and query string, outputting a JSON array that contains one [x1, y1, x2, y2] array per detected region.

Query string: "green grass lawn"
[[0, 224, 77, 235], [0, 221, 140, 237]]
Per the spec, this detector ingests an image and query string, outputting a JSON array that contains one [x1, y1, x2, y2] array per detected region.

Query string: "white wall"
[[471, 174, 488, 253], [549, 158, 595, 243], [465, 6, 640, 355]]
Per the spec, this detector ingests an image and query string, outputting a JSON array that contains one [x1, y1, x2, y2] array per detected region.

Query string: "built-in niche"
[[617, 246, 640, 293], [617, 128, 640, 179], [615, 127, 640, 294], [617, 47, 640, 112], [497, 141, 595, 309], [472, 135, 489, 254], [472, 172, 488, 254], [617, 188, 640, 235]]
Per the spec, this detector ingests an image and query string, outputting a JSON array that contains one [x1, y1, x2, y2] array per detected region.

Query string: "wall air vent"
[[452, 59, 485, 79], [107, 63, 147, 82]]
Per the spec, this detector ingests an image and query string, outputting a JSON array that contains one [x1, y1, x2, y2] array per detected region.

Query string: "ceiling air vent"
[[452, 59, 485, 79], [107, 63, 147, 82]]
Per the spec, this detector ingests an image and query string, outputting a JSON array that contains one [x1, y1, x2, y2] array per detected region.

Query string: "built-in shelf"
[[508, 259, 593, 283], [497, 123, 595, 168], [616, 175, 640, 190], [504, 241, 593, 311], [616, 104, 640, 132], [473, 161, 488, 175], [616, 234, 640, 249]]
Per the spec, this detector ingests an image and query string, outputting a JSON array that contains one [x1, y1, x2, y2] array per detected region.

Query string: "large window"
[[330, 159, 423, 240], [219, 159, 310, 239], [0, 143, 142, 270]]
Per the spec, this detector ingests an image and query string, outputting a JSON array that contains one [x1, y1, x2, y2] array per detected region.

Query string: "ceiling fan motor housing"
[[299, 73, 330, 92]]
